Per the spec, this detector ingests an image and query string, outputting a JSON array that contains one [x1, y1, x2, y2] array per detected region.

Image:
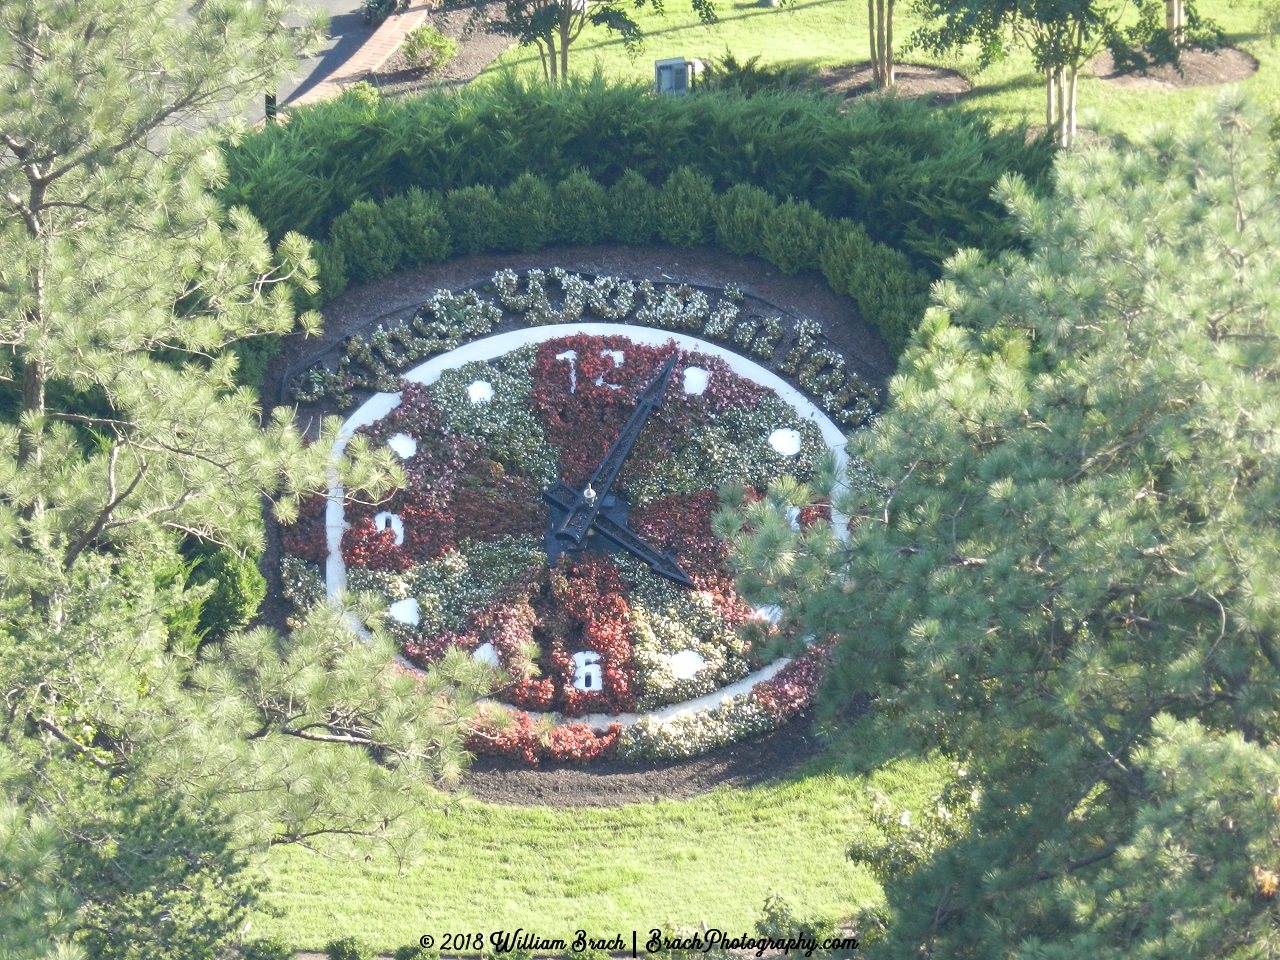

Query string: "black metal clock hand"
[[543, 481, 695, 588], [554, 352, 678, 546]]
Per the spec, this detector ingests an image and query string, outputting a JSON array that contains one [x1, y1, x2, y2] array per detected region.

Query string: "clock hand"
[[542, 482, 695, 588], [554, 352, 678, 546]]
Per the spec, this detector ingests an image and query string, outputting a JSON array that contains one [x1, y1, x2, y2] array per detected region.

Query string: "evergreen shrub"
[[762, 199, 830, 274], [821, 222, 930, 356], [555, 169, 609, 245], [327, 200, 400, 285], [607, 169, 659, 244], [381, 186, 450, 266], [501, 172, 556, 252], [657, 166, 715, 247], [193, 549, 267, 640], [714, 183, 776, 256], [325, 938, 375, 960], [444, 185, 505, 256]]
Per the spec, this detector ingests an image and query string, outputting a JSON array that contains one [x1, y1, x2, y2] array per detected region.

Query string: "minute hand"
[[555, 352, 678, 546]]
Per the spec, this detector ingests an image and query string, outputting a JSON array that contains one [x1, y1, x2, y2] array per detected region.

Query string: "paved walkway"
[[282, 0, 435, 110]]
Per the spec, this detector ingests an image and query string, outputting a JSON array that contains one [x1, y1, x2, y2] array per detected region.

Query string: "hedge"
[[300, 165, 930, 357], [220, 75, 1055, 272]]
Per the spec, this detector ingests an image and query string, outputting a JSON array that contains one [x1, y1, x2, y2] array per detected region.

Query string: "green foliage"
[[64, 791, 258, 960], [381, 187, 451, 267], [190, 548, 267, 640], [761, 199, 829, 274], [230, 334, 283, 389], [1107, 0, 1224, 74], [607, 169, 660, 244], [220, 76, 1050, 267], [713, 183, 776, 256], [325, 937, 375, 960], [444, 185, 505, 257], [820, 222, 930, 355], [0, 3, 482, 960], [328, 200, 401, 285], [732, 91, 1280, 957], [392, 945, 438, 960], [401, 23, 459, 69], [554, 169, 609, 245], [699, 52, 820, 97], [500, 172, 556, 252], [657, 166, 715, 247], [241, 939, 294, 960], [303, 239, 348, 310]]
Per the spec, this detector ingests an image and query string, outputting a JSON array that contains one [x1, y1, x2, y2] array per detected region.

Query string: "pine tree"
[[0, 3, 489, 955], [726, 91, 1280, 956]]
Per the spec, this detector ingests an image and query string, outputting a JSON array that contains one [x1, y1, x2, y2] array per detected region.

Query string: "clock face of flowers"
[[294, 332, 838, 764]]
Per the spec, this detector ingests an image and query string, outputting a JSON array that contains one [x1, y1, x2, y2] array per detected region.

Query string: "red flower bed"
[[753, 641, 834, 721], [466, 708, 621, 766], [279, 494, 328, 562]]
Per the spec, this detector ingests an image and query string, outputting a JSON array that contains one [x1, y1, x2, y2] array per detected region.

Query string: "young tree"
[[869, 0, 897, 86], [725, 91, 1280, 956], [490, 0, 716, 84], [909, 0, 1124, 146], [0, 2, 489, 955]]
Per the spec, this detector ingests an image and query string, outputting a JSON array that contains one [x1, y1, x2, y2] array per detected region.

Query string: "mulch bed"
[[819, 62, 972, 103], [1091, 45, 1257, 89], [455, 708, 828, 807]]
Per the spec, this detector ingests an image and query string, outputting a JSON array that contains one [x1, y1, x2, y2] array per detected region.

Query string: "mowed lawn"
[[478, 0, 1280, 135], [251, 754, 945, 950]]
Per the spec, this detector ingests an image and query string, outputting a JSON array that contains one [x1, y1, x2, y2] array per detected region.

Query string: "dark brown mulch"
[[455, 709, 826, 807], [365, 2, 514, 95], [1090, 45, 1258, 89], [819, 62, 972, 103]]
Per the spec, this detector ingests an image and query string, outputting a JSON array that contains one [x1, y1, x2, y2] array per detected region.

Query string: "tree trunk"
[[885, 0, 894, 84], [1166, 0, 1184, 45], [559, 6, 571, 83], [1046, 66, 1056, 131], [868, 0, 881, 85], [1066, 63, 1079, 147], [547, 32, 558, 84], [18, 354, 44, 468]]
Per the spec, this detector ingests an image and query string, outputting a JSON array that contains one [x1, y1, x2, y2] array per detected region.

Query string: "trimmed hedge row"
[[304, 166, 930, 356], [221, 76, 1055, 272]]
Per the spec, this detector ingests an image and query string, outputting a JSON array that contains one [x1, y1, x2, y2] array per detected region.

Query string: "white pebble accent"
[[386, 433, 417, 459], [389, 598, 419, 626], [374, 511, 404, 545], [768, 427, 802, 456], [467, 380, 494, 403], [682, 367, 709, 395], [666, 649, 707, 680], [473, 642, 500, 668]]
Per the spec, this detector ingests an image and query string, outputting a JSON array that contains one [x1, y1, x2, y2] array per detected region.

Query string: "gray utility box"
[[654, 57, 703, 95]]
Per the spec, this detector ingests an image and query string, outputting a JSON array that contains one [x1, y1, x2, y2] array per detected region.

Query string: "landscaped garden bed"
[[278, 286, 864, 766]]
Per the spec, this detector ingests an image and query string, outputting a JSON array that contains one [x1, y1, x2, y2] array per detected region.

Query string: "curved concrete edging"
[[326, 322, 848, 730]]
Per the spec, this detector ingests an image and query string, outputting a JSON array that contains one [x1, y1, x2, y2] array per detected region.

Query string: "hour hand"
[[555, 353, 677, 546]]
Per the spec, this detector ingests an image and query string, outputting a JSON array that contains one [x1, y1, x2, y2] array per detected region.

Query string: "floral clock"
[[284, 322, 844, 765]]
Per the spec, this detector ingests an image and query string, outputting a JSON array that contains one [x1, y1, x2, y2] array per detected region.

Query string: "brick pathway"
[[288, 0, 434, 107]]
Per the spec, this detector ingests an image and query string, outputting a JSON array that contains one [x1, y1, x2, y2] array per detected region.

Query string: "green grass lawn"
[[252, 752, 945, 951], [478, 1, 1280, 135]]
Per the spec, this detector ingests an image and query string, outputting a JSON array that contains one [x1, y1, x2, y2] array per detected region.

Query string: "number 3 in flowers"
[[571, 651, 603, 691]]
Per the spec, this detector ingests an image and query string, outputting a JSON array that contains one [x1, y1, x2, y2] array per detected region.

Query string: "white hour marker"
[[374, 511, 404, 545], [386, 433, 417, 458], [768, 428, 802, 456], [467, 380, 494, 403], [682, 367, 708, 395]]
